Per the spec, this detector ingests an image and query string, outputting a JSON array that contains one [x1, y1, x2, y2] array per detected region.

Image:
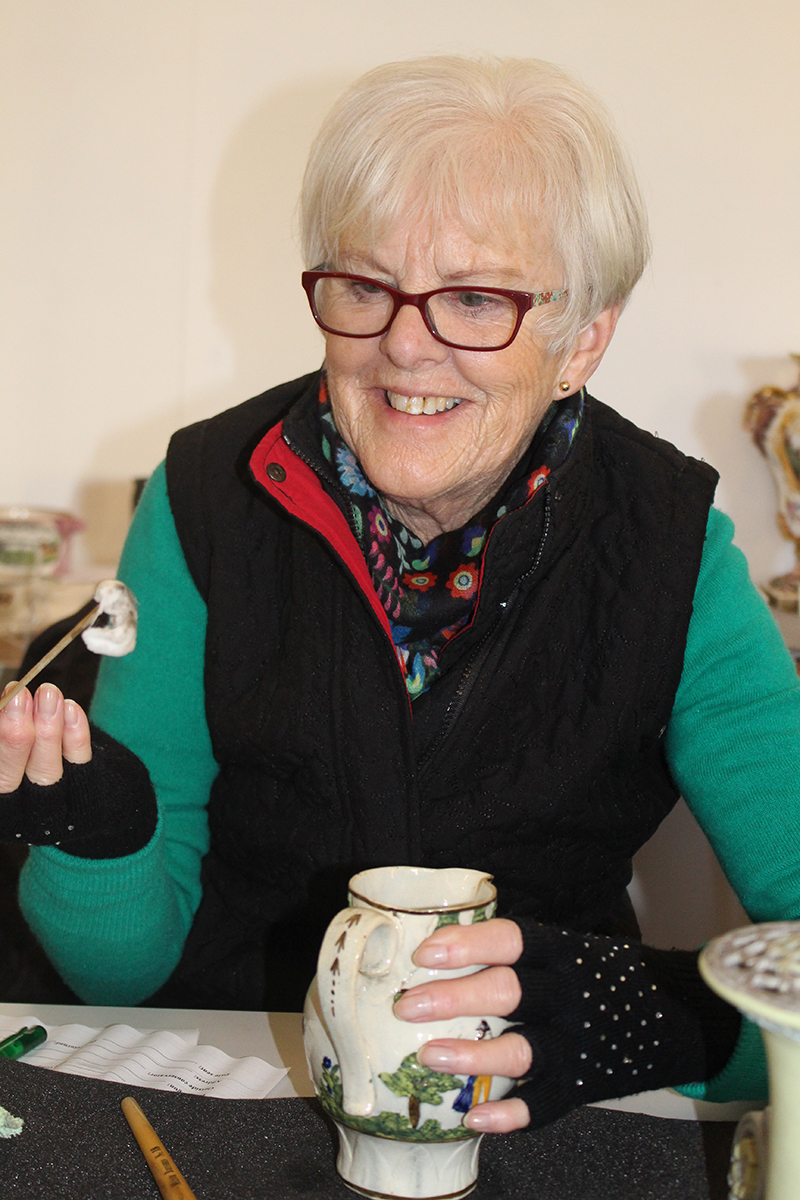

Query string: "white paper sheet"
[[0, 1016, 287, 1099]]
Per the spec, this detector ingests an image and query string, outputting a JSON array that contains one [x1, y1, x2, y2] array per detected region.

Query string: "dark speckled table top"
[[0, 1058, 734, 1200]]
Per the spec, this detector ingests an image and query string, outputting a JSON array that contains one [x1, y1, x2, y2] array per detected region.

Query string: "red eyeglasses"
[[302, 271, 567, 351]]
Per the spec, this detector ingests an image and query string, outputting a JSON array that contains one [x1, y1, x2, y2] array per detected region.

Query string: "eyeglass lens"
[[311, 276, 520, 349]]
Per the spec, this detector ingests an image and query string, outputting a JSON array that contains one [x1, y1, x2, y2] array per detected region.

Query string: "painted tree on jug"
[[379, 1054, 463, 1128]]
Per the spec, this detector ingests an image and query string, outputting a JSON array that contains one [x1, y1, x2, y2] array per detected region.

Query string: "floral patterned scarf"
[[314, 375, 583, 698]]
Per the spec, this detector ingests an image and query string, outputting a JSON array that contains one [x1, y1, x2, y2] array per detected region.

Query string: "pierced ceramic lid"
[[700, 923, 800, 1030]]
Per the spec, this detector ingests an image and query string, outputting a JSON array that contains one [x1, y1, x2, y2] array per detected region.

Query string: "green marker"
[[0, 1025, 47, 1060]]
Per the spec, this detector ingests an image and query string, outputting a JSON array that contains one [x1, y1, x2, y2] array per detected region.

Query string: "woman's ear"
[[556, 306, 621, 397]]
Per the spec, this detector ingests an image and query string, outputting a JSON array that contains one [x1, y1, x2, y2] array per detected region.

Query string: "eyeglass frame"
[[301, 270, 568, 352]]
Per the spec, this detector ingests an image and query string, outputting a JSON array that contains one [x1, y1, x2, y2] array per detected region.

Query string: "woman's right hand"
[[0, 683, 92, 793]]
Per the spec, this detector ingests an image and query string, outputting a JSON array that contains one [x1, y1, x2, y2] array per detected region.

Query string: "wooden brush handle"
[[0, 603, 99, 712], [121, 1097, 198, 1200]]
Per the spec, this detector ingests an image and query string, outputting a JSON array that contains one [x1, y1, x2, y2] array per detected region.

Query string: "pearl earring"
[[559, 381, 571, 394]]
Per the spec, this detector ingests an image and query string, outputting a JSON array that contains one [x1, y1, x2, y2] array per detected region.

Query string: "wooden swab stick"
[[121, 1096, 199, 1200], [0, 603, 100, 713], [0, 579, 137, 714]]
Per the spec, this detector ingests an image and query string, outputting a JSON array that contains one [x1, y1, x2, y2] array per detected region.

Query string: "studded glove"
[[0, 726, 157, 858], [507, 919, 741, 1128]]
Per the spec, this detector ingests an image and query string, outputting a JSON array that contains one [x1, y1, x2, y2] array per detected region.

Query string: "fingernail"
[[64, 700, 80, 728], [464, 1110, 492, 1131], [394, 991, 433, 1021], [414, 943, 449, 967], [1, 686, 26, 719], [36, 684, 59, 718], [418, 1044, 459, 1069]]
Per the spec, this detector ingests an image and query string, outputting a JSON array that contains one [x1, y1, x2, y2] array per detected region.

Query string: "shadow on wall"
[[629, 798, 748, 949], [201, 75, 354, 410]]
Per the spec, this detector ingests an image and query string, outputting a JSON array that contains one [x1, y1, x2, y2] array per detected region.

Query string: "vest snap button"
[[266, 462, 286, 482]]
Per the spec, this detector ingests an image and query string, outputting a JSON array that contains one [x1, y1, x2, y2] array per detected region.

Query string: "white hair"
[[300, 55, 650, 355]]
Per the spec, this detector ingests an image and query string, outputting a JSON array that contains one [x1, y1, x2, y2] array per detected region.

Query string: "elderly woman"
[[0, 56, 798, 1135]]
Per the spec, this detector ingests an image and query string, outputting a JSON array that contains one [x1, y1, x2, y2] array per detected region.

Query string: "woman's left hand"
[[393, 917, 532, 1133]]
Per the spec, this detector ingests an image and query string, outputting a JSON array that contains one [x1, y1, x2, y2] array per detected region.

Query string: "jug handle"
[[317, 905, 399, 1116]]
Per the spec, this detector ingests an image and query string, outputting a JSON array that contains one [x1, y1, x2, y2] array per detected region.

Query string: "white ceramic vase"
[[700, 921, 800, 1200], [303, 865, 515, 1199]]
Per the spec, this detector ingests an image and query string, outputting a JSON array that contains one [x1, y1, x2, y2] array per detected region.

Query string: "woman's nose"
[[380, 302, 450, 368]]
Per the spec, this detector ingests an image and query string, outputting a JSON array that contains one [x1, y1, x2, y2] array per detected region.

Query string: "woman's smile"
[[385, 390, 461, 414]]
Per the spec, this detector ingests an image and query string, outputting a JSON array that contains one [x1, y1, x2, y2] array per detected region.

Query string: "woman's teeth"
[[386, 391, 461, 415]]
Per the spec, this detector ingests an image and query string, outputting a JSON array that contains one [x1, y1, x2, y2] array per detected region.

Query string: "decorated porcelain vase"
[[303, 865, 515, 1199], [700, 921, 800, 1200]]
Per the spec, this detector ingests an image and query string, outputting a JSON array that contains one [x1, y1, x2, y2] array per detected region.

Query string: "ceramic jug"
[[303, 865, 516, 1199]]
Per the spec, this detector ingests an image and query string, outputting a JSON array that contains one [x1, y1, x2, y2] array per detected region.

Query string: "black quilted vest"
[[157, 371, 718, 1012]]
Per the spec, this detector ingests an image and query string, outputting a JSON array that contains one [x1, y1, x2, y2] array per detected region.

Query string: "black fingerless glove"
[[507, 919, 741, 1129], [0, 727, 157, 858]]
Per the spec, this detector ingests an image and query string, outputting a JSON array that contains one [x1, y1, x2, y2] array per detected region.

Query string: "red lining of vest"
[[250, 421, 395, 643]]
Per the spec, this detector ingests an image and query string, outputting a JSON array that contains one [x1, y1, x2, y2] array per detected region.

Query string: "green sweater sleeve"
[[666, 506, 800, 1102], [18, 461, 215, 1004]]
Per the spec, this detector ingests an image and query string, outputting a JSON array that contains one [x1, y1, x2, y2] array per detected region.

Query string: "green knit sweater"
[[19, 460, 800, 1102]]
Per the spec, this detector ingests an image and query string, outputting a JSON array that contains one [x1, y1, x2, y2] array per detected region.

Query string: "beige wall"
[[2, 1, 797, 943]]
